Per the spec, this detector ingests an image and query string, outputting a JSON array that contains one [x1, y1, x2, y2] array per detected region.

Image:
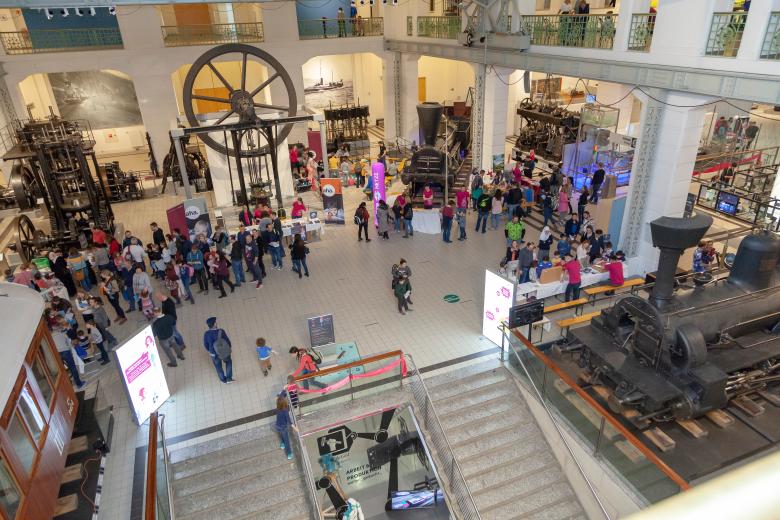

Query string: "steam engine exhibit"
[[400, 102, 455, 201], [514, 98, 580, 162], [564, 214, 780, 424], [3, 116, 115, 262]]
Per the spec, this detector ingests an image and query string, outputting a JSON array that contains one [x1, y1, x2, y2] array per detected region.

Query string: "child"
[[456, 210, 467, 241], [73, 330, 91, 360], [255, 337, 276, 376], [139, 288, 154, 320], [275, 396, 294, 460], [284, 375, 300, 409], [86, 322, 110, 365]]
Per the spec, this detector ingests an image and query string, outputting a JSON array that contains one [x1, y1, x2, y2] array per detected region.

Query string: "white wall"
[[418, 56, 475, 104]]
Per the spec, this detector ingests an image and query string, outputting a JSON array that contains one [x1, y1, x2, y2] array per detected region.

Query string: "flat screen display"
[[389, 489, 444, 509], [716, 192, 739, 215], [115, 325, 171, 425]]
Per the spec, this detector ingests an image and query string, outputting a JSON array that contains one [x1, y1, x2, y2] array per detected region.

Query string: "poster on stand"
[[321, 178, 345, 224], [115, 325, 171, 425], [308, 314, 335, 347], [482, 270, 516, 347], [371, 162, 386, 226], [184, 198, 211, 242], [166, 203, 187, 236]]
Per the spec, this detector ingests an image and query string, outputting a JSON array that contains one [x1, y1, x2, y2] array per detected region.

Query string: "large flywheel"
[[9, 163, 41, 210], [182, 43, 298, 158], [13, 214, 50, 263]]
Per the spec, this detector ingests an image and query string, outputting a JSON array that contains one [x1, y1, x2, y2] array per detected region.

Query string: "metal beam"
[[385, 39, 780, 105]]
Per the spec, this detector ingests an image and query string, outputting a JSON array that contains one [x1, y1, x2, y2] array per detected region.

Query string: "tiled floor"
[[94, 178, 539, 520]]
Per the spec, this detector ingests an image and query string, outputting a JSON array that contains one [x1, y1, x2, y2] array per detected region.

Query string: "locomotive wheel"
[[9, 164, 40, 210], [182, 44, 298, 158], [14, 214, 47, 263]]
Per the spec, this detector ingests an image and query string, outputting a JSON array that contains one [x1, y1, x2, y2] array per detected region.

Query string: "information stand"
[[308, 314, 335, 347]]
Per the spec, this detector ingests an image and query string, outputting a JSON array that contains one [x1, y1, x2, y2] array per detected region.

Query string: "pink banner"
[[125, 352, 151, 384], [371, 162, 386, 226], [289, 356, 407, 395]]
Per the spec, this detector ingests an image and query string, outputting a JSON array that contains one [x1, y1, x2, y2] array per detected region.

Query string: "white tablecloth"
[[515, 269, 611, 302], [412, 209, 441, 234], [233, 218, 324, 240]]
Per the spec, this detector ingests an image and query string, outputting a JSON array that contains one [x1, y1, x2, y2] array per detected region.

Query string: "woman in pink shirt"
[[456, 186, 469, 214], [291, 197, 307, 218], [422, 185, 434, 209], [558, 190, 570, 218], [289, 346, 326, 390], [562, 255, 582, 302]]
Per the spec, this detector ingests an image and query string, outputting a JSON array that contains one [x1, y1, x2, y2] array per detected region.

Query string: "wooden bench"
[[584, 278, 645, 301], [556, 311, 601, 336], [545, 297, 588, 316]]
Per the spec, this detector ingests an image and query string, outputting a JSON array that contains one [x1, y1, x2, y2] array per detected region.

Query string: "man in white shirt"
[[52, 323, 85, 389], [124, 237, 147, 270], [559, 0, 572, 13]]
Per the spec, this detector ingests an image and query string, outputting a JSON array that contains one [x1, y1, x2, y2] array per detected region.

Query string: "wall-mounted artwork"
[[48, 70, 143, 129]]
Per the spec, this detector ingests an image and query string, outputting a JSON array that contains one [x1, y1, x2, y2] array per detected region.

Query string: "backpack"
[[213, 329, 232, 360], [354, 214, 362, 225], [307, 349, 323, 365], [479, 196, 490, 209]]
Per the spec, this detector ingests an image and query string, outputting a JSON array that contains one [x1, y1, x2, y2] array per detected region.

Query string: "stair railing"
[[285, 393, 324, 520], [404, 354, 482, 520], [500, 326, 612, 519], [144, 412, 176, 520]]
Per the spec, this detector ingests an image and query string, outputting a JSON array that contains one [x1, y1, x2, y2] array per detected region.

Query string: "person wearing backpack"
[[354, 202, 371, 242], [402, 202, 414, 238], [289, 346, 326, 390], [475, 190, 491, 234], [204, 317, 234, 384]]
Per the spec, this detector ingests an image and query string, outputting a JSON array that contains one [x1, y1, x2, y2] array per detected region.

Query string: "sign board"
[[371, 162, 386, 226], [308, 314, 335, 348], [482, 270, 516, 347], [183, 197, 211, 242], [684, 193, 696, 218], [321, 178, 345, 224], [115, 325, 171, 425], [509, 300, 545, 328]]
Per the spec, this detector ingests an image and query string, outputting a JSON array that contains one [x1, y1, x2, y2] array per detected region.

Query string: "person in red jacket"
[[289, 346, 326, 389]]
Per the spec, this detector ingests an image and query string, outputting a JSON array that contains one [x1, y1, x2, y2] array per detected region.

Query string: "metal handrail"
[[285, 393, 323, 519], [403, 353, 481, 519], [144, 413, 158, 520], [159, 414, 175, 520], [161, 22, 264, 46], [506, 327, 691, 491], [502, 329, 611, 518]]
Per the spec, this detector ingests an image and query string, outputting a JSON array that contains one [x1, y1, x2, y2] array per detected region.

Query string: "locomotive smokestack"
[[417, 102, 443, 148], [649, 214, 712, 309]]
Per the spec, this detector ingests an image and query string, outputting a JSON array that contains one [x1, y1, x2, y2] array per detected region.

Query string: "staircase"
[[168, 425, 311, 520], [454, 151, 472, 190], [424, 360, 587, 520]]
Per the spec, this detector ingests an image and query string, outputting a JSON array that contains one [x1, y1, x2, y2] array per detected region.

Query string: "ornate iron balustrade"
[[161, 22, 263, 47], [760, 12, 780, 60], [627, 13, 655, 52], [0, 27, 122, 55], [520, 14, 616, 49], [417, 15, 461, 39], [298, 17, 383, 39], [705, 12, 747, 57]]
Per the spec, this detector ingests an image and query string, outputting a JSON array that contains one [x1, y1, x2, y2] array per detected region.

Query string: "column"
[[129, 65, 179, 177], [115, 5, 165, 50], [471, 63, 486, 172], [596, 81, 634, 135], [480, 66, 511, 171], [620, 89, 712, 274], [505, 69, 528, 140], [737, 0, 775, 60], [650, 0, 731, 55], [383, 52, 417, 146], [0, 65, 16, 184]]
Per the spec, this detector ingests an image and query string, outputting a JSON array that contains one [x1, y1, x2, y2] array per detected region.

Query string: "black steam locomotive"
[[400, 103, 454, 198], [566, 214, 780, 421]]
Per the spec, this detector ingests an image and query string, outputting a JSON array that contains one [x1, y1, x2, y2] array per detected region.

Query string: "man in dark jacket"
[[402, 203, 414, 238], [564, 214, 581, 239], [157, 293, 186, 349], [262, 223, 283, 270], [506, 183, 524, 219], [517, 242, 535, 283], [229, 235, 245, 286], [590, 164, 606, 203], [203, 316, 234, 384], [150, 222, 166, 247], [245, 230, 263, 288], [253, 229, 267, 280], [475, 191, 491, 233], [152, 308, 185, 367]]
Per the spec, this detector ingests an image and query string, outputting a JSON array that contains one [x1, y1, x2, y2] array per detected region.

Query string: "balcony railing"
[[161, 22, 263, 47], [297, 17, 383, 40], [0, 27, 122, 55], [760, 12, 780, 60], [705, 12, 747, 57], [627, 13, 655, 52], [521, 14, 616, 49], [417, 15, 461, 39]]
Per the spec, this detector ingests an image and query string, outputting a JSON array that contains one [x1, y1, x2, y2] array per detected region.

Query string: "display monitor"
[[389, 489, 445, 509], [115, 325, 171, 425], [586, 94, 597, 103], [716, 192, 739, 215]]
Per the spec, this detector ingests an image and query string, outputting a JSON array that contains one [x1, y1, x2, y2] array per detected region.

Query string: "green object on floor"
[[443, 294, 460, 303]]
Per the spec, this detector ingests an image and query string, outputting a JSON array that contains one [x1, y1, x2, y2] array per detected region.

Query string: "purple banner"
[[371, 162, 386, 226]]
